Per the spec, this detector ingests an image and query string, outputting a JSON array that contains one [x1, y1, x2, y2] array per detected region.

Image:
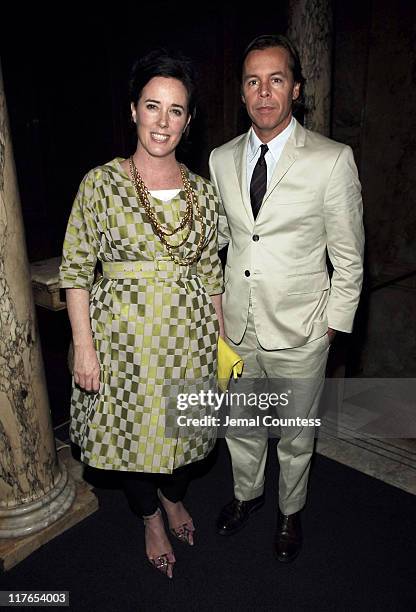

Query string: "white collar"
[[248, 116, 295, 162]]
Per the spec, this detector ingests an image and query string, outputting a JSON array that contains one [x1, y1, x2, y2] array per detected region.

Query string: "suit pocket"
[[273, 190, 317, 206], [287, 271, 330, 295]]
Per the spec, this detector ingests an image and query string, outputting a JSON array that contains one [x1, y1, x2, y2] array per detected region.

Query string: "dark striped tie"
[[250, 144, 269, 219]]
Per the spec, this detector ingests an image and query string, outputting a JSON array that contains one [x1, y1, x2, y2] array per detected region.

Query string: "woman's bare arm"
[[66, 288, 100, 392]]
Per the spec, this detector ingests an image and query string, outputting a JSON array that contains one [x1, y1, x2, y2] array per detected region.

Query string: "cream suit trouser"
[[226, 302, 329, 515]]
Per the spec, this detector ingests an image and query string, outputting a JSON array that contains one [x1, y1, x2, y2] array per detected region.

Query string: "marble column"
[[288, 0, 332, 136], [0, 64, 75, 538]]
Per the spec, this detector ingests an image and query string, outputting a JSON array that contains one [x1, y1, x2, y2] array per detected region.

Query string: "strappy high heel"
[[143, 508, 176, 578], [170, 519, 195, 546], [157, 490, 195, 546]]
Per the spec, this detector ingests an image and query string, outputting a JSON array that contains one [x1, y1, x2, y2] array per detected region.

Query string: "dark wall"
[[332, 0, 416, 278], [332, 0, 416, 375]]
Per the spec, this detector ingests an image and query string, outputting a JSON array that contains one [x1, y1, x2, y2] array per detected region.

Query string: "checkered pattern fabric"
[[59, 158, 223, 473]]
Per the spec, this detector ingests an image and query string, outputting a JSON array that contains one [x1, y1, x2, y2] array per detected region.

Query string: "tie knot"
[[259, 144, 268, 164]]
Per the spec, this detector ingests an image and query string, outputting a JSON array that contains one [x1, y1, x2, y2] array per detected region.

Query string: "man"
[[209, 34, 364, 562]]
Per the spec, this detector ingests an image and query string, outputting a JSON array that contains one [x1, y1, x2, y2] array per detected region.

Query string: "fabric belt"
[[102, 260, 198, 279]]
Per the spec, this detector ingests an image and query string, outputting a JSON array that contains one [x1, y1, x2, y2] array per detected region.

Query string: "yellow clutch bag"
[[217, 336, 244, 392]]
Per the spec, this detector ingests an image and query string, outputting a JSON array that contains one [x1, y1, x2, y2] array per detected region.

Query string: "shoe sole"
[[217, 500, 265, 536]]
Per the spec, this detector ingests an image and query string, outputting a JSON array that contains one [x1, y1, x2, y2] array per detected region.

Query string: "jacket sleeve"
[[59, 170, 100, 291], [196, 179, 224, 296], [209, 149, 231, 251], [324, 145, 365, 332]]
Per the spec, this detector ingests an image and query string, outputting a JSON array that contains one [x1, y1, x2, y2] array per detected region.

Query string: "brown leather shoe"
[[216, 495, 265, 536], [274, 510, 302, 563]]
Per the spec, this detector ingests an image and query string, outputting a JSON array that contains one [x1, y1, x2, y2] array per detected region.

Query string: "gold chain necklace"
[[129, 157, 206, 266]]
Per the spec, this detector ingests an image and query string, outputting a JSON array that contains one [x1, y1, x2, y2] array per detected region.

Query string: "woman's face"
[[132, 76, 191, 160]]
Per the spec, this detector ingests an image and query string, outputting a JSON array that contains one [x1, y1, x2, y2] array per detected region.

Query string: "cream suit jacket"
[[209, 119, 364, 350]]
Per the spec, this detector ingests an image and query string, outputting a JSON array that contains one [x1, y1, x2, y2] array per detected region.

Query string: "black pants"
[[121, 463, 193, 517]]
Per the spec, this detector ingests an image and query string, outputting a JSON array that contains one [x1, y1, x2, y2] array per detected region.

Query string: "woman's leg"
[[121, 472, 159, 517], [158, 462, 193, 503], [121, 472, 175, 578], [158, 464, 195, 545]]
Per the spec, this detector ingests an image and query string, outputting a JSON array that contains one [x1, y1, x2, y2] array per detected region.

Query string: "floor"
[[317, 378, 416, 496]]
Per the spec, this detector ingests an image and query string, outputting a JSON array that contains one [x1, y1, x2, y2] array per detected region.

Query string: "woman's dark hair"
[[241, 34, 306, 112], [129, 48, 197, 119]]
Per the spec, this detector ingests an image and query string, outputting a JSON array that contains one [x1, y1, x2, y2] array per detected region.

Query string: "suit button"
[[252, 234, 259, 241], [244, 270, 250, 277]]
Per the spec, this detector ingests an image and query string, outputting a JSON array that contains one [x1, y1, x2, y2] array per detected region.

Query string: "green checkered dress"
[[59, 158, 224, 473]]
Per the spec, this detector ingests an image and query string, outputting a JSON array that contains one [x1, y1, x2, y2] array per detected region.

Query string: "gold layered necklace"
[[129, 156, 206, 265]]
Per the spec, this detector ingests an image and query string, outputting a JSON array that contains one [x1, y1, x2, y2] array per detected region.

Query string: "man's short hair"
[[241, 34, 305, 88]]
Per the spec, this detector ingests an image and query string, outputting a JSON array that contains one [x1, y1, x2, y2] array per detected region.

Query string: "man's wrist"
[[327, 327, 337, 343]]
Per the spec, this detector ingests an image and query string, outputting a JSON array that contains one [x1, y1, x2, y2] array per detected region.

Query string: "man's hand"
[[327, 327, 337, 345]]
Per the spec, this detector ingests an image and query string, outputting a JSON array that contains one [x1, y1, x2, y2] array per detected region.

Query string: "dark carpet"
[[2, 440, 416, 612]]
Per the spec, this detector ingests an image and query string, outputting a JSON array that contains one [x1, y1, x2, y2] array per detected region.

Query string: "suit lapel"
[[261, 119, 306, 208], [233, 131, 253, 224]]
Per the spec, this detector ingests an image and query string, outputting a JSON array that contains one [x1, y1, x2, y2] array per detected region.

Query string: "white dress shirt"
[[246, 116, 295, 195]]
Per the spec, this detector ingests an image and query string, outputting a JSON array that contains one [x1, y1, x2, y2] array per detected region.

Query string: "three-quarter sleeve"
[[59, 170, 100, 291], [197, 186, 224, 296]]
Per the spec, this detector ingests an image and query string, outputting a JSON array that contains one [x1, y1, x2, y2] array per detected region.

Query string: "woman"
[[59, 49, 224, 578]]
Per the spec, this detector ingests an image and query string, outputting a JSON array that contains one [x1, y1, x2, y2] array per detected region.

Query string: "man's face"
[[241, 46, 300, 142]]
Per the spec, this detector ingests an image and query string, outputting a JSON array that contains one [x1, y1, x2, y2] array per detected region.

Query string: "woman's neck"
[[130, 149, 182, 190]]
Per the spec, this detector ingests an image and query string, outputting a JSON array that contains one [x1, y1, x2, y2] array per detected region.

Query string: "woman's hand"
[[66, 288, 100, 392], [73, 343, 100, 392]]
